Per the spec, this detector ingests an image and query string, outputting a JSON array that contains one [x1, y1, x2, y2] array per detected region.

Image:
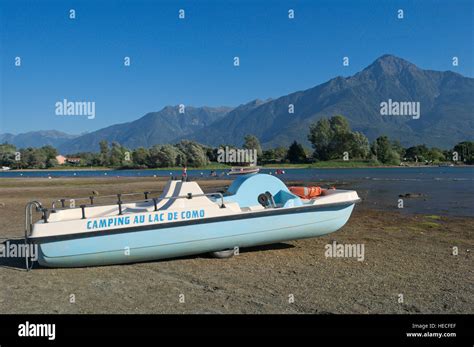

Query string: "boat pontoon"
[[25, 174, 360, 268]]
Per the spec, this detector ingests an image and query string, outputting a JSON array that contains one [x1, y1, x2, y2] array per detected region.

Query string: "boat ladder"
[[24, 201, 43, 271]]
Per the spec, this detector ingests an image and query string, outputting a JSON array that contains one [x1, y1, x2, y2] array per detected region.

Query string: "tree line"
[[307, 115, 473, 165], [0, 115, 472, 169]]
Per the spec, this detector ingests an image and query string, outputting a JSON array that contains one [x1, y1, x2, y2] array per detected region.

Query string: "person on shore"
[[181, 166, 188, 182]]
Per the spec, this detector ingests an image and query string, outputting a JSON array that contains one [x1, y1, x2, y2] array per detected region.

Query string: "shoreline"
[[2, 164, 471, 173], [0, 174, 472, 218]]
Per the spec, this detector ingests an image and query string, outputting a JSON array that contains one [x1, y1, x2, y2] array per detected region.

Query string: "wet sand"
[[0, 177, 472, 313]]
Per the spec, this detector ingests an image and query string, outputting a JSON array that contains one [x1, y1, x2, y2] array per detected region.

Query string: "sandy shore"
[[0, 177, 472, 314]]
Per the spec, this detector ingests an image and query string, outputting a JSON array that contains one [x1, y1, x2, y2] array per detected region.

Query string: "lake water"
[[1, 167, 473, 217]]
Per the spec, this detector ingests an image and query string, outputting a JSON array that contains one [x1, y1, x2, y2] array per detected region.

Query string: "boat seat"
[[273, 190, 303, 208], [158, 180, 219, 210]]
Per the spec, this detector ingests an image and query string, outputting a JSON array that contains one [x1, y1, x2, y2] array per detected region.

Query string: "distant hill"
[[0, 130, 78, 149], [58, 106, 232, 154], [183, 55, 474, 149], [6, 55, 474, 152]]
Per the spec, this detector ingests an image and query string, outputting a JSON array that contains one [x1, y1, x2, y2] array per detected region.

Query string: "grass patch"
[[126, 164, 232, 170], [15, 164, 233, 172], [262, 163, 310, 169], [424, 215, 441, 220], [418, 221, 441, 229], [309, 160, 382, 168]]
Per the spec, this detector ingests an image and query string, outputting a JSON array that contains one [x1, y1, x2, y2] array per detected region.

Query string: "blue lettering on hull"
[[86, 209, 206, 231]]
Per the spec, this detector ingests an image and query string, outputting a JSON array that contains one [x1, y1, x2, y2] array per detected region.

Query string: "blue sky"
[[1, 0, 473, 134]]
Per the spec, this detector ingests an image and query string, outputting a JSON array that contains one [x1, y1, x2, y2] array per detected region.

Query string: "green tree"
[[75, 152, 101, 166], [176, 152, 187, 166], [176, 140, 209, 167], [453, 141, 474, 164], [308, 118, 333, 160], [46, 158, 58, 168], [348, 132, 370, 159], [273, 146, 288, 162], [109, 142, 124, 167], [287, 141, 307, 163], [308, 115, 370, 160], [148, 144, 185, 167], [0, 143, 17, 167], [21, 148, 47, 168], [148, 145, 172, 168], [427, 148, 445, 163], [371, 136, 400, 165], [329, 115, 351, 134], [40, 145, 58, 160], [99, 140, 109, 166], [405, 144, 447, 163], [132, 147, 149, 166], [391, 140, 406, 159], [405, 145, 429, 162], [243, 135, 263, 157]]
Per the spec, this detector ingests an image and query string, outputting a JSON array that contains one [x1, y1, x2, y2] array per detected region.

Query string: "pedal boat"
[[228, 166, 260, 175], [25, 174, 360, 268]]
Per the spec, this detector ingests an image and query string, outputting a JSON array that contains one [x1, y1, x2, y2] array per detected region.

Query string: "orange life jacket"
[[289, 186, 322, 199]]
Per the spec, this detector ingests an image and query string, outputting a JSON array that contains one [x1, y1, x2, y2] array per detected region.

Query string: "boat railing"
[[51, 190, 164, 210], [49, 191, 226, 219], [24, 200, 43, 270]]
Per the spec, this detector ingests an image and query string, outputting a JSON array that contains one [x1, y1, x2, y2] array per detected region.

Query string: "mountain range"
[[58, 106, 231, 153], [0, 130, 79, 149], [2, 55, 473, 153]]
